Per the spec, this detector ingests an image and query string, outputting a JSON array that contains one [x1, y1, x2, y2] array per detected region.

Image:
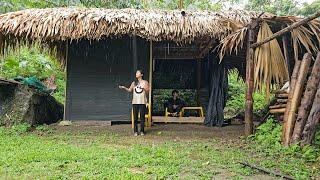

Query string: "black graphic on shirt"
[[134, 85, 143, 94]]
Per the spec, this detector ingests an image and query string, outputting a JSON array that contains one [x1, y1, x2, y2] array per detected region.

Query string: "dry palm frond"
[[0, 8, 271, 43], [217, 27, 247, 61], [254, 22, 289, 100], [308, 20, 320, 49], [291, 24, 319, 61]]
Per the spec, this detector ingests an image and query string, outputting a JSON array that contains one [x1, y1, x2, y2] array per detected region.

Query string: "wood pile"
[[269, 91, 288, 115], [282, 53, 320, 146]]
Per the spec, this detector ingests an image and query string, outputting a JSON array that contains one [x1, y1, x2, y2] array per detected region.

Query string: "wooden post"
[[282, 60, 301, 142], [245, 27, 254, 136], [301, 83, 320, 146], [283, 53, 311, 146], [282, 33, 291, 77], [148, 41, 153, 127], [63, 41, 69, 121], [291, 53, 320, 144]]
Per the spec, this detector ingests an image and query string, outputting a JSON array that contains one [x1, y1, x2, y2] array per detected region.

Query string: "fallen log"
[[283, 53, 312, 146], [291, 53, 320, 144], [282, 60, 301, 142], [239, 162, 294, 180], [270, 108, 286, 114], [301, 83, 320, 146]]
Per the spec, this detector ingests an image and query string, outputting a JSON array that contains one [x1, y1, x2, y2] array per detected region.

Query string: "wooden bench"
[[181, 107, 204, 117], [165, 106, 204, 117]]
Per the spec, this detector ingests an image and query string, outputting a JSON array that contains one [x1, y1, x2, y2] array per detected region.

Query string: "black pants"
[[132, 104, 146, 133], [164, 103, 183, 114]]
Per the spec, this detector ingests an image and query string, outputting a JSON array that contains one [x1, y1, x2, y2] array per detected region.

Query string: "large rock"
[[0, 83, 63, 126]]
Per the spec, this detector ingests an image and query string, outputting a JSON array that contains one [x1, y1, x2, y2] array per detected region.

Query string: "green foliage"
[[297, 0, 320, 17], [0, 123, 31, 135], [0, 0, 234, 13], [225, 70, 268, 119], [35, 124, 53, 134], [0, 46, 66, 103], [245, 0, 298, 16], [248, 118, 320, 178], [152, 89, 197, 114]]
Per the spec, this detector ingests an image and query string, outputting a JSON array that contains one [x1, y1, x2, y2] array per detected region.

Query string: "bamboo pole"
[[63, 41, 69, 121], [282, 60, 301, 142], [270, 108, 286, 114], [291, 53, 320, 144], [245, 28, 254, 136], [147, 41, 153, 127], [269, 104, 287, 109], [301, 83, 320, 146], [283, 53, 312, 146], [251, 11, 320, 49]]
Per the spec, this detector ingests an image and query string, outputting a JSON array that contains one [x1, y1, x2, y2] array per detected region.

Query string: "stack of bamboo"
[[282, 53, 320, 146], [269, 91, 288, 115]]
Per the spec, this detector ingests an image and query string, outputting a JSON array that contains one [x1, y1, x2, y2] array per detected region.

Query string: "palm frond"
[[254, 21, 289, 100]]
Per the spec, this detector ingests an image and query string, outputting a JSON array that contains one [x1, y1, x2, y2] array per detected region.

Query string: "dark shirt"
[[166, 98, 186, 107]]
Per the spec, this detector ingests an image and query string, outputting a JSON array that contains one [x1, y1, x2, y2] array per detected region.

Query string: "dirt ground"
[[52, 121, 245, 141]]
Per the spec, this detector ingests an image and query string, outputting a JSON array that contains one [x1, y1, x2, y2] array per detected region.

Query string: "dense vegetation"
[[0, 47, 65, 103]]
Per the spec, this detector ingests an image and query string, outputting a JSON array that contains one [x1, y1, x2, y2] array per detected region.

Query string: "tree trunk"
[[300, 83, 320, 146], [291, 53, 320, 144], [283, 53, 312, 146], [282, 60, 301, 142]]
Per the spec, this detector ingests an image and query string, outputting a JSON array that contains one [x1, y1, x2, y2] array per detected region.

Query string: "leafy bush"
[[225, 70, 269, 118], [0, 46, 65, 103], [248, 118, 320, 178]]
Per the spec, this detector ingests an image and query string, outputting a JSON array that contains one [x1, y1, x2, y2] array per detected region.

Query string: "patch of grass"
[[0, 125, 318, 179], [247, 118, 320, 179]]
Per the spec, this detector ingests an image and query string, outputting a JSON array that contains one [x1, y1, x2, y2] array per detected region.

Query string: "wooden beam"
[[251, 11, 320, 49], [147, 41, 153, 127], [291, 53, 320, 144], [282, 60, 301, 143], [245, 27, 255, 136], [301, 83, 320, 146], [283, 53, 312, 146], [63, 41, 69, 121]]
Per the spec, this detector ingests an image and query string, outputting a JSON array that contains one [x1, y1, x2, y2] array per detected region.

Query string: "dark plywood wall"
[[66, 37, 149, 121]]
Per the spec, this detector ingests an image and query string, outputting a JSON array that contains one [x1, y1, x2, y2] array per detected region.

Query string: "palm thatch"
[[254, 22, 289, 99], [218, 16, 320, 95], [0, 8, 271, 43]]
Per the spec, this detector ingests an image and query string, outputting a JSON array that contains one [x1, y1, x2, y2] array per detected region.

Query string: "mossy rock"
[[0, 84, 63, 126]]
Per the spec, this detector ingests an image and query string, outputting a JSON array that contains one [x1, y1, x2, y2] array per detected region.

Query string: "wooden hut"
[[0, 8, 319, 132]]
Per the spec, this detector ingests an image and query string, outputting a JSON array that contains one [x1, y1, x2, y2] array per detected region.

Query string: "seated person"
[[164, 90, 186, 117]]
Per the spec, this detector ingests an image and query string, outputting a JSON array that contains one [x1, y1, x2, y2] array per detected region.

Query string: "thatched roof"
[[0, 8, 273, 43], [1, 8, 319, 94]]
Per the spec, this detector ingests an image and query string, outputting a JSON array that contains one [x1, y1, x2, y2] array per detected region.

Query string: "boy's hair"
[[172, 90, 179, 96]]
